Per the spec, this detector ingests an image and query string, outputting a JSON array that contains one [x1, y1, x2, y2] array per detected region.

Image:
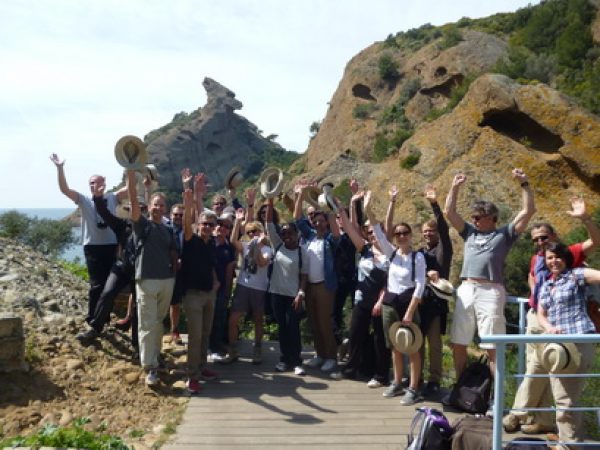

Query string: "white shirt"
[[305, 238, 325, 283]]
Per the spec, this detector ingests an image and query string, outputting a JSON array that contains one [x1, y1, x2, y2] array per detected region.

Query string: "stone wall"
[[0, 314, 26, 372]]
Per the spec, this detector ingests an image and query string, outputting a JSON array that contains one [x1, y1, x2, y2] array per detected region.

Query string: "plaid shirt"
[[539, 268, 595, 335]]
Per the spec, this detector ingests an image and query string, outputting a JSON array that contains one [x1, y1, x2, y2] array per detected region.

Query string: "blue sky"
[[0, 0, 537, 208]]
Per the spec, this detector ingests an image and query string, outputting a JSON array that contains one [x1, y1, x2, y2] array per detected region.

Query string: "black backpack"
[[448, 355, 492, 414]]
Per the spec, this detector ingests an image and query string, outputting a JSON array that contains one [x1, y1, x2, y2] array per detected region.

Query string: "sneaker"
[[186, 378, 201, 394], [400, 387, 423, 406], [320, 359, 337, 372], [294, 366, 306, 376], [210, 352, 225, 362], [76, 328, 100, 343], [218, 348, 239, 364], [486, 405, 494, 418], [422, 381, 441, 398], [171, 332, 183, 345], [200, 367, 217, 381], [329, 371, 343, 380], [367, 378, 385, 389], [145, 369, 159, 386], [502, 413, 521, 433], [252, 344, 262, 365], [275, 362, 289, 372], [383, 382, 404, 398], [304, 356, 324, 368]]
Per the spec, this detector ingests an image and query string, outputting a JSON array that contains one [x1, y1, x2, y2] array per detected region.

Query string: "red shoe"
[[115, 317, 131, 331], [200, 368, 217, 381], [186, 378, 201, 394]]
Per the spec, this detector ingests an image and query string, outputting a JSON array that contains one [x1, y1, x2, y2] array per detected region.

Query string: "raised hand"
[[566, 196, 588, 219], [452, 172, 467, 187], [511, 168, 527, 183], [235, 208, 245, 221], [194, 173, 207, 197], [49, 153, 64, 167], [246, 187, 256, 206], [92, 182, 105, 198], [389, 185, 398, 202], [181, 168, 192, 188], [349, 178, 359, 194], [424, 184, 437, 204]]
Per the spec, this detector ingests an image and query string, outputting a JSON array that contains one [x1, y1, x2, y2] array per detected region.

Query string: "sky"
[[0, 0, 538, 208]]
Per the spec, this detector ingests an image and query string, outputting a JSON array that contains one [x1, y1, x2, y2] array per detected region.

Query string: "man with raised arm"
[[444, 169, 535, 388], [127, 169, 177, 387], [503, 196, 600, 434], [50, 154, 128, 326]]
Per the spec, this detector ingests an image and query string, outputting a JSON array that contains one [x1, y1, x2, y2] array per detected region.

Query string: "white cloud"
[[0, 0, 537, 208]]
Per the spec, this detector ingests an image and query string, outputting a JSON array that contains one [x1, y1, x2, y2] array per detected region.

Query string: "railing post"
[[517, 300, 526, 382], [493, 343, 506, 450]]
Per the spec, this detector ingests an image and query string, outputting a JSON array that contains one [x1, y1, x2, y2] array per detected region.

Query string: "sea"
[[0, 208, 84, 262]]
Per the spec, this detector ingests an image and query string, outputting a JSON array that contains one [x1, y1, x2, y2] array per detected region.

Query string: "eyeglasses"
[[201, 222, 216, 227], [531, 235, 549, 243], [394, 231, 410, 236]]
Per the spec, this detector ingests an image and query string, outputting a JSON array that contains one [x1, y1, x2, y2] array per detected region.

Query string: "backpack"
[[448, 355, 492, 414], [450, 414, 492, 450], [406, 407, 452, 450], [504, 437, 550, 450]]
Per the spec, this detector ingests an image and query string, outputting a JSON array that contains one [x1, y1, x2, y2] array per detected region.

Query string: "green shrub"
[[378, 54, 399, 80], [383, 33, 399, 48], [309, 120, 321, 136], [332, 179, 353, 209], [372, 134, 393, 162], [438, 26, 463, 50], [352, 103, 376, 119], [400, 148, 421, 170], [61, 260, 89, 281], [0, 210, 31, 239]]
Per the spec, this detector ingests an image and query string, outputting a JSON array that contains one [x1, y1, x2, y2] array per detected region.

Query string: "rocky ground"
[[0, 237, 189, 449]]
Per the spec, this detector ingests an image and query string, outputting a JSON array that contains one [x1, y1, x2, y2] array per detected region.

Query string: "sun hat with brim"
[[389, 321, 423, 355], [259, 167, 284, 199], [115, 135, 147, 170], [304, 186, 320, 208], [540, 342, 581, 374], [428, 278, 455, 302], [143, 164, 159, 182], [225, 166, 244, 190], [318, 182, 337, 212]]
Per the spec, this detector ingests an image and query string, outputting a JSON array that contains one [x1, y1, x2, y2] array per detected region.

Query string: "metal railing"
[[480, 333, 600, 450]]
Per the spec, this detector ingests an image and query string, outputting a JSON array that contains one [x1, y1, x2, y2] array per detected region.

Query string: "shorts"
[[450, 281, 506, 350], [231, 284, 266, 315], [382, 301, 420, 349]]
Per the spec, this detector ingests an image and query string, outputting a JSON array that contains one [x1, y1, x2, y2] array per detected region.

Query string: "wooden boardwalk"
[[163, 340, 540, 450]]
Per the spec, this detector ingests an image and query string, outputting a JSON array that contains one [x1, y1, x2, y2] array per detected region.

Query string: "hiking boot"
[[145, 369, 159, 386], [304, 356, 323, 368], [252, 343, 262, 365], [502, 413, 521, 433], [76, 328, 100, 343], [383, 382, 404, 398], [400, 387, 423, 406]]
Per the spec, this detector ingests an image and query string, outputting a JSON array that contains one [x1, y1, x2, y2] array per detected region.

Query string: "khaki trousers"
[[183, 289, 216, 378], [306, 282, 337, 360], [419, 315, 443, 383]]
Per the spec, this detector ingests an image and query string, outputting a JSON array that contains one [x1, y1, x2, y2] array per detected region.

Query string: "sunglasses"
[[394, 231, 410, 236], [531, 235, 549, 243], [172, 213, 183, 217], [201, 222, 216, 227], [471, 214, 489, 221], [247, 229, 258, 234]]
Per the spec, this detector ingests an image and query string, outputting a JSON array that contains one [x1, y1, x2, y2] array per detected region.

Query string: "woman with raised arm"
[[364, 190, 426, 405], [536, 241, 599, 447], [265, 197, 308, 376], [221, 208, 273, 365], [338, 191, 391, 388]]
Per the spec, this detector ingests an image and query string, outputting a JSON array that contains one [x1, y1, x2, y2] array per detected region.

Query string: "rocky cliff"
[[145, 78, 298, 195], [293, 5, 600, 237]]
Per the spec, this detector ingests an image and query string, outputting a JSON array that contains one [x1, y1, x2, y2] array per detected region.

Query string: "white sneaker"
[[320, 358, 337, 372], [304, 356, 324, 368], [367, 378, 384, 388], [329, 371, 343, 380], [145, 369, 159, 386], [294, 366, 306, 376]]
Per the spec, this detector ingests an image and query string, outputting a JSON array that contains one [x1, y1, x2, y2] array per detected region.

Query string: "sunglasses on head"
[[531, 235, 549, 243]]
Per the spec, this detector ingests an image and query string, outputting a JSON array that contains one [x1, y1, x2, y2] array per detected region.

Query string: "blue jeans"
[[271, 293, 302, 367]]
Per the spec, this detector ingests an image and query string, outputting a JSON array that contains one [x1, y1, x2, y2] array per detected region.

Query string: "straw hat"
[[143, 164, 159, 182], [114, 135, 147, 170], [388, 321, 423, 355], [318, 182, 337, 212], [540, 342, 581, 374], [304, 186, 321, 208], [428, 278, 455, 302], [225, 166, 244, 190], [259, 167, 284, 199]]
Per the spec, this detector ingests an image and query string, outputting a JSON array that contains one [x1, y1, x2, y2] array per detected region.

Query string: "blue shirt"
[[539, 268, 595, 335]]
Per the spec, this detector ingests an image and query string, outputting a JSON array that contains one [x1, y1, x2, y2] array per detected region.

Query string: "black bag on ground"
[[406, 407, 452, 450], [448, 355, 492, 414], [504, 437, 550, 450], [450, 414, 492, 450]]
